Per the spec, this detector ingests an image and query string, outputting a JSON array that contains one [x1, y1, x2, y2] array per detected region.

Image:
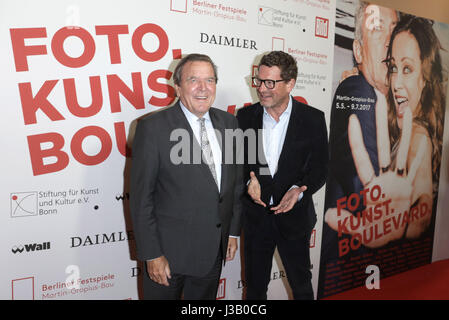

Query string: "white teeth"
[[396, 97, 407, 104]]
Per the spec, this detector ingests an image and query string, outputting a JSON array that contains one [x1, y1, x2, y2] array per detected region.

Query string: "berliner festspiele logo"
[[10, 192, 38, 218]]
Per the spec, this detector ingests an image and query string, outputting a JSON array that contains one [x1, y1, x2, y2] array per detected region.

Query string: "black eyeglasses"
[[252, 77, 287, 89]]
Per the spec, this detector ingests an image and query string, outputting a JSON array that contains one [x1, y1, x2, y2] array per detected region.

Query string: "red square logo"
[[251, 65, 258, 88], [172, 49, 182, 59], [310, 229, 316, 248], [216, 278, 226, 299], [315, 17, 329, 38]]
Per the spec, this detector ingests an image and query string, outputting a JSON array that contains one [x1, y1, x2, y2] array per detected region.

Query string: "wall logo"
[[115, 192, 129, 201], [12, 242, 51, 254], [10, 192, 38, 217], [315, 16, 329, 38], [216, 278, 226, 300]]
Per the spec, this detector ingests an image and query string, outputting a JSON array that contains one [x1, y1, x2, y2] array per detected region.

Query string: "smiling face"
[[256, 65, 294, 112], [174, 60, 216, 118], [390, 31, 425, 128]]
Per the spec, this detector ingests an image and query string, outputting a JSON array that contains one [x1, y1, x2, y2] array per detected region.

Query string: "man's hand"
[[226, 237, 238, 261], [271, 185, 307, 214], [247, 171, 266, 207], [147, 256, 171, 286]]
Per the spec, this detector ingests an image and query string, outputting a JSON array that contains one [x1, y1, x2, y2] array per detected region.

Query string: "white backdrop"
[[2, 0, 446, 300], [1, 0, 335, 300]]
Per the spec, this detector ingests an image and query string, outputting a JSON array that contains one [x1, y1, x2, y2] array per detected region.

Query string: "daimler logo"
[[12, 242, 51, 254], [70, 231, 134, 248], [200, 32, 257, 50]]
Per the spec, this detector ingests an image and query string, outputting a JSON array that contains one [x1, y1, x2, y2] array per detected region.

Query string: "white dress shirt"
[[262, 96, 303, 205], [180, 102, 222, 192]]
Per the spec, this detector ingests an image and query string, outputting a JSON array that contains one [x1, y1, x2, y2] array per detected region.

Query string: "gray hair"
[[354, 1, 370, 45], [354, 1, 399, 45], [173, 53, 218, 85]]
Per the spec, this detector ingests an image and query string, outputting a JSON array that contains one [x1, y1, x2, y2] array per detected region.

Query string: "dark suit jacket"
[[130, 101, 243, 277], [236, 98, 328, 239], [324, 73, 379, 213]]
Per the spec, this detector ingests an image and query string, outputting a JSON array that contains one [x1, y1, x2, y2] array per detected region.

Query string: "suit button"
[[216, 223, 221, 228], [219, 197, 223, 203]]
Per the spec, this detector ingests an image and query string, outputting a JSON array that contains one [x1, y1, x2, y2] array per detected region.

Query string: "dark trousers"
[[142, 249, 223, 300], [244, 215, 313, 300]]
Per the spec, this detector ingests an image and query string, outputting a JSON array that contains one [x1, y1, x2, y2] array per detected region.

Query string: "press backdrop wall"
[[1, 0, 448, 300]]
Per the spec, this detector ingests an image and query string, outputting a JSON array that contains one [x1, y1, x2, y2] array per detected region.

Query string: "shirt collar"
[[179, 100, 211, 123], [263, 95, 293, 118]]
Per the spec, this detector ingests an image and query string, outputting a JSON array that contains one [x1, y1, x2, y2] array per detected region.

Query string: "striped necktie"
[[198, 118, 218, 187]]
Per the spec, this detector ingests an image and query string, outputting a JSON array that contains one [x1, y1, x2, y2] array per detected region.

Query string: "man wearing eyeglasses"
[[236, 51, 328, 300]]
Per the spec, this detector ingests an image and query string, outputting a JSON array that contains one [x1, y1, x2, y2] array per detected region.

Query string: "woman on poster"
[[325, 16, 445, 248], [384, 15, 445, 239]]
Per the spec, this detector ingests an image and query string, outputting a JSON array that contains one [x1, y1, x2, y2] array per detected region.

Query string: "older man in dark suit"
[[130, 53, 243, 300], [237, 51, 328, 300]]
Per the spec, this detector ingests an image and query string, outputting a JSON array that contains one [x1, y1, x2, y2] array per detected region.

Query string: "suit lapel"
[[253, 104, 268, 167]]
